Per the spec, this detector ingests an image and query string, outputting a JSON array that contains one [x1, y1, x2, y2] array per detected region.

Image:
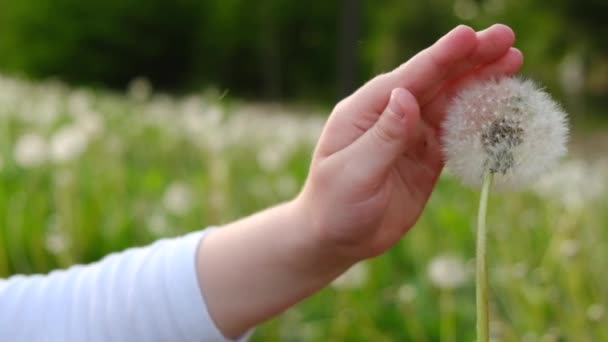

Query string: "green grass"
[[1, 75, 607, 341]]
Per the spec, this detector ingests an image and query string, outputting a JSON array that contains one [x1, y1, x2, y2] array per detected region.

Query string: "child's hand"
[[297, 24, 522, 264], [198, 25, 522, 338]]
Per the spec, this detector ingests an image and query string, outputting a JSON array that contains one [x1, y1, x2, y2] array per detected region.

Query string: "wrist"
[[285, 196, 356, 280], [196, 198, 352, 338]]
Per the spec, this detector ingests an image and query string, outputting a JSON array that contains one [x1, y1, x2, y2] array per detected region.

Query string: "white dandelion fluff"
[[50, 125, 88, 163], [162, 181, 193, 215], [428, 255, 468, 289], [397, 284, 418, 303], [442, 77, 569, 189], [587, 304, 605, 322], [14, 133, 48, 168]]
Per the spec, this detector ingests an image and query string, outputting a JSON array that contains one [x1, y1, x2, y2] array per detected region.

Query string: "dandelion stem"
[[476, 172, 493, 342]]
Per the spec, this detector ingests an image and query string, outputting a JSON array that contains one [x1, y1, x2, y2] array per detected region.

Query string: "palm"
[[312, 100, 444, 257], [392, 146, 443, 224]]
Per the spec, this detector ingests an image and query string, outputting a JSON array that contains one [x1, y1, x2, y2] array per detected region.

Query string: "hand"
[[198, 25, 523, 338], [297, 24, 522, 264]]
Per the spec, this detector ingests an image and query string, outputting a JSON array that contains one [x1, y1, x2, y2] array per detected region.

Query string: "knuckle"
[[373, 118, 400, 144]]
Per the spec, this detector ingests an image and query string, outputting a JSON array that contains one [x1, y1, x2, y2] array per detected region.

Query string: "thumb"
[[347, 88, 421, 176]]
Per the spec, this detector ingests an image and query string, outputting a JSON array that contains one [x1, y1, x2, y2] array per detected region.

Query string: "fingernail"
[[387, 88, 407, 118]]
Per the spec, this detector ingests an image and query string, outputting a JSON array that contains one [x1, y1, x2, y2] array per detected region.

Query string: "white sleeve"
[[0, 229, 251, 342]]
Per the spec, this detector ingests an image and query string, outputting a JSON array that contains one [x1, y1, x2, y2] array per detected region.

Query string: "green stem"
[[439, 289, 455, 342], [476, 172, 493, 342]]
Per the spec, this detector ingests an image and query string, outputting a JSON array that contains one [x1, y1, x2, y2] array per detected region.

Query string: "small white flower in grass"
[[163, 181, 193, 215], [50, 125, 88, 163], [331, 262, 368, 290], [45, 230, 71, 254], [75, 112, 104, 137], [442, 77, 569, 189], [534, 159, 605, 211], [128, 77, 152, 101], [587, 304, 605, 322], [522, 332, 538, 342], [275, 174, 298, 198], [558, 239, 579, 258], [14, 133, 48, 167], [257, 144, 291, 172], [45, 217, 71, 254], [147, 212, 171, 236], [397, 284, 418, 303], [428, 255, 468, 289]]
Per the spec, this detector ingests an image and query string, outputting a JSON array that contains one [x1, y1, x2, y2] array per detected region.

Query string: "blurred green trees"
[[0, 0, 606, 103]]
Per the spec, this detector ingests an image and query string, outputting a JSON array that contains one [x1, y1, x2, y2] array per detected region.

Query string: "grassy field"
[[1, 75, 607, 341]]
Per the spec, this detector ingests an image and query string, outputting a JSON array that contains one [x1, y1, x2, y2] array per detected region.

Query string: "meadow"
[[0, 74, 607, 341]]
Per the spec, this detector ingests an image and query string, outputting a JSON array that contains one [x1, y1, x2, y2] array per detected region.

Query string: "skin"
[[196, 24, 523, 338]]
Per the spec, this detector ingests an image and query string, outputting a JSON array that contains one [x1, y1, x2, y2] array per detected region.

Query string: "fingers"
[[419, 24, 516, 106], [344, 88, 421, 177], [342, 24, 516, 117], [423, 47, 524, 129], [317, 24, 519, 159], [439, 24, 515, 89], [350, 25, 477, 114], [393, 25, 478, 99]]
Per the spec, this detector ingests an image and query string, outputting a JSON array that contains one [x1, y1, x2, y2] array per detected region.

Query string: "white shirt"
[[0, 229, 249, 341]]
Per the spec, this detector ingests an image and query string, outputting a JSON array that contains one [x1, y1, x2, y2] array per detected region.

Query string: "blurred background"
[[0, 0, 607, 341]]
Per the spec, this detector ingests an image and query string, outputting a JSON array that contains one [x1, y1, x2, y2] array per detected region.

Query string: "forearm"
[[196, 199, 352, 338]]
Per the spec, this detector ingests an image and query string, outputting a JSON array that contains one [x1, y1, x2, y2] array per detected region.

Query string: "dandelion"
[[146, 212, 171, 236], [257, 144, 289, 172], [397, 284, 418, 304], [558, 239, 579, 258], [14, 133, 48, 168], [45, 217, 71, 254], [275, 174, 298, 198], [586, 304, 605, 322], [50, 125, 88, 163], [428, 255, 466, 342], [534, 159, 606, 211], [428, 255, 468, 289], [442, 76, 569, 342], [75, 112, 104, 137], [128, 77, 152, 101], [162, 181, 193, 215], [442, 77, 568, 190], [45, 230, 71, 254]]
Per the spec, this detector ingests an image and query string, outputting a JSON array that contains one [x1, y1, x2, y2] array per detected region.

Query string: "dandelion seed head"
[[45, 216, 71, 254], [275, 174, 298, 198], [534, 159, 606, 211], [163, 181, 193, 215], [14, 133, 48, 168], [587, 304, 605, 322], [50, 125, 88, 163], [147, 212, 171, 236], [427, 255, 467, 289], [45, 230, 71, 254], [442, 77, 569, 189], [128, 77, 152, 101], [397, 284, 417, 303], [558, 239, 579, 258]]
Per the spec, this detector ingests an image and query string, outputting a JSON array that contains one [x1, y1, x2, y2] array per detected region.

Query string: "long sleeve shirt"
[[0, 229, 248, 341]]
